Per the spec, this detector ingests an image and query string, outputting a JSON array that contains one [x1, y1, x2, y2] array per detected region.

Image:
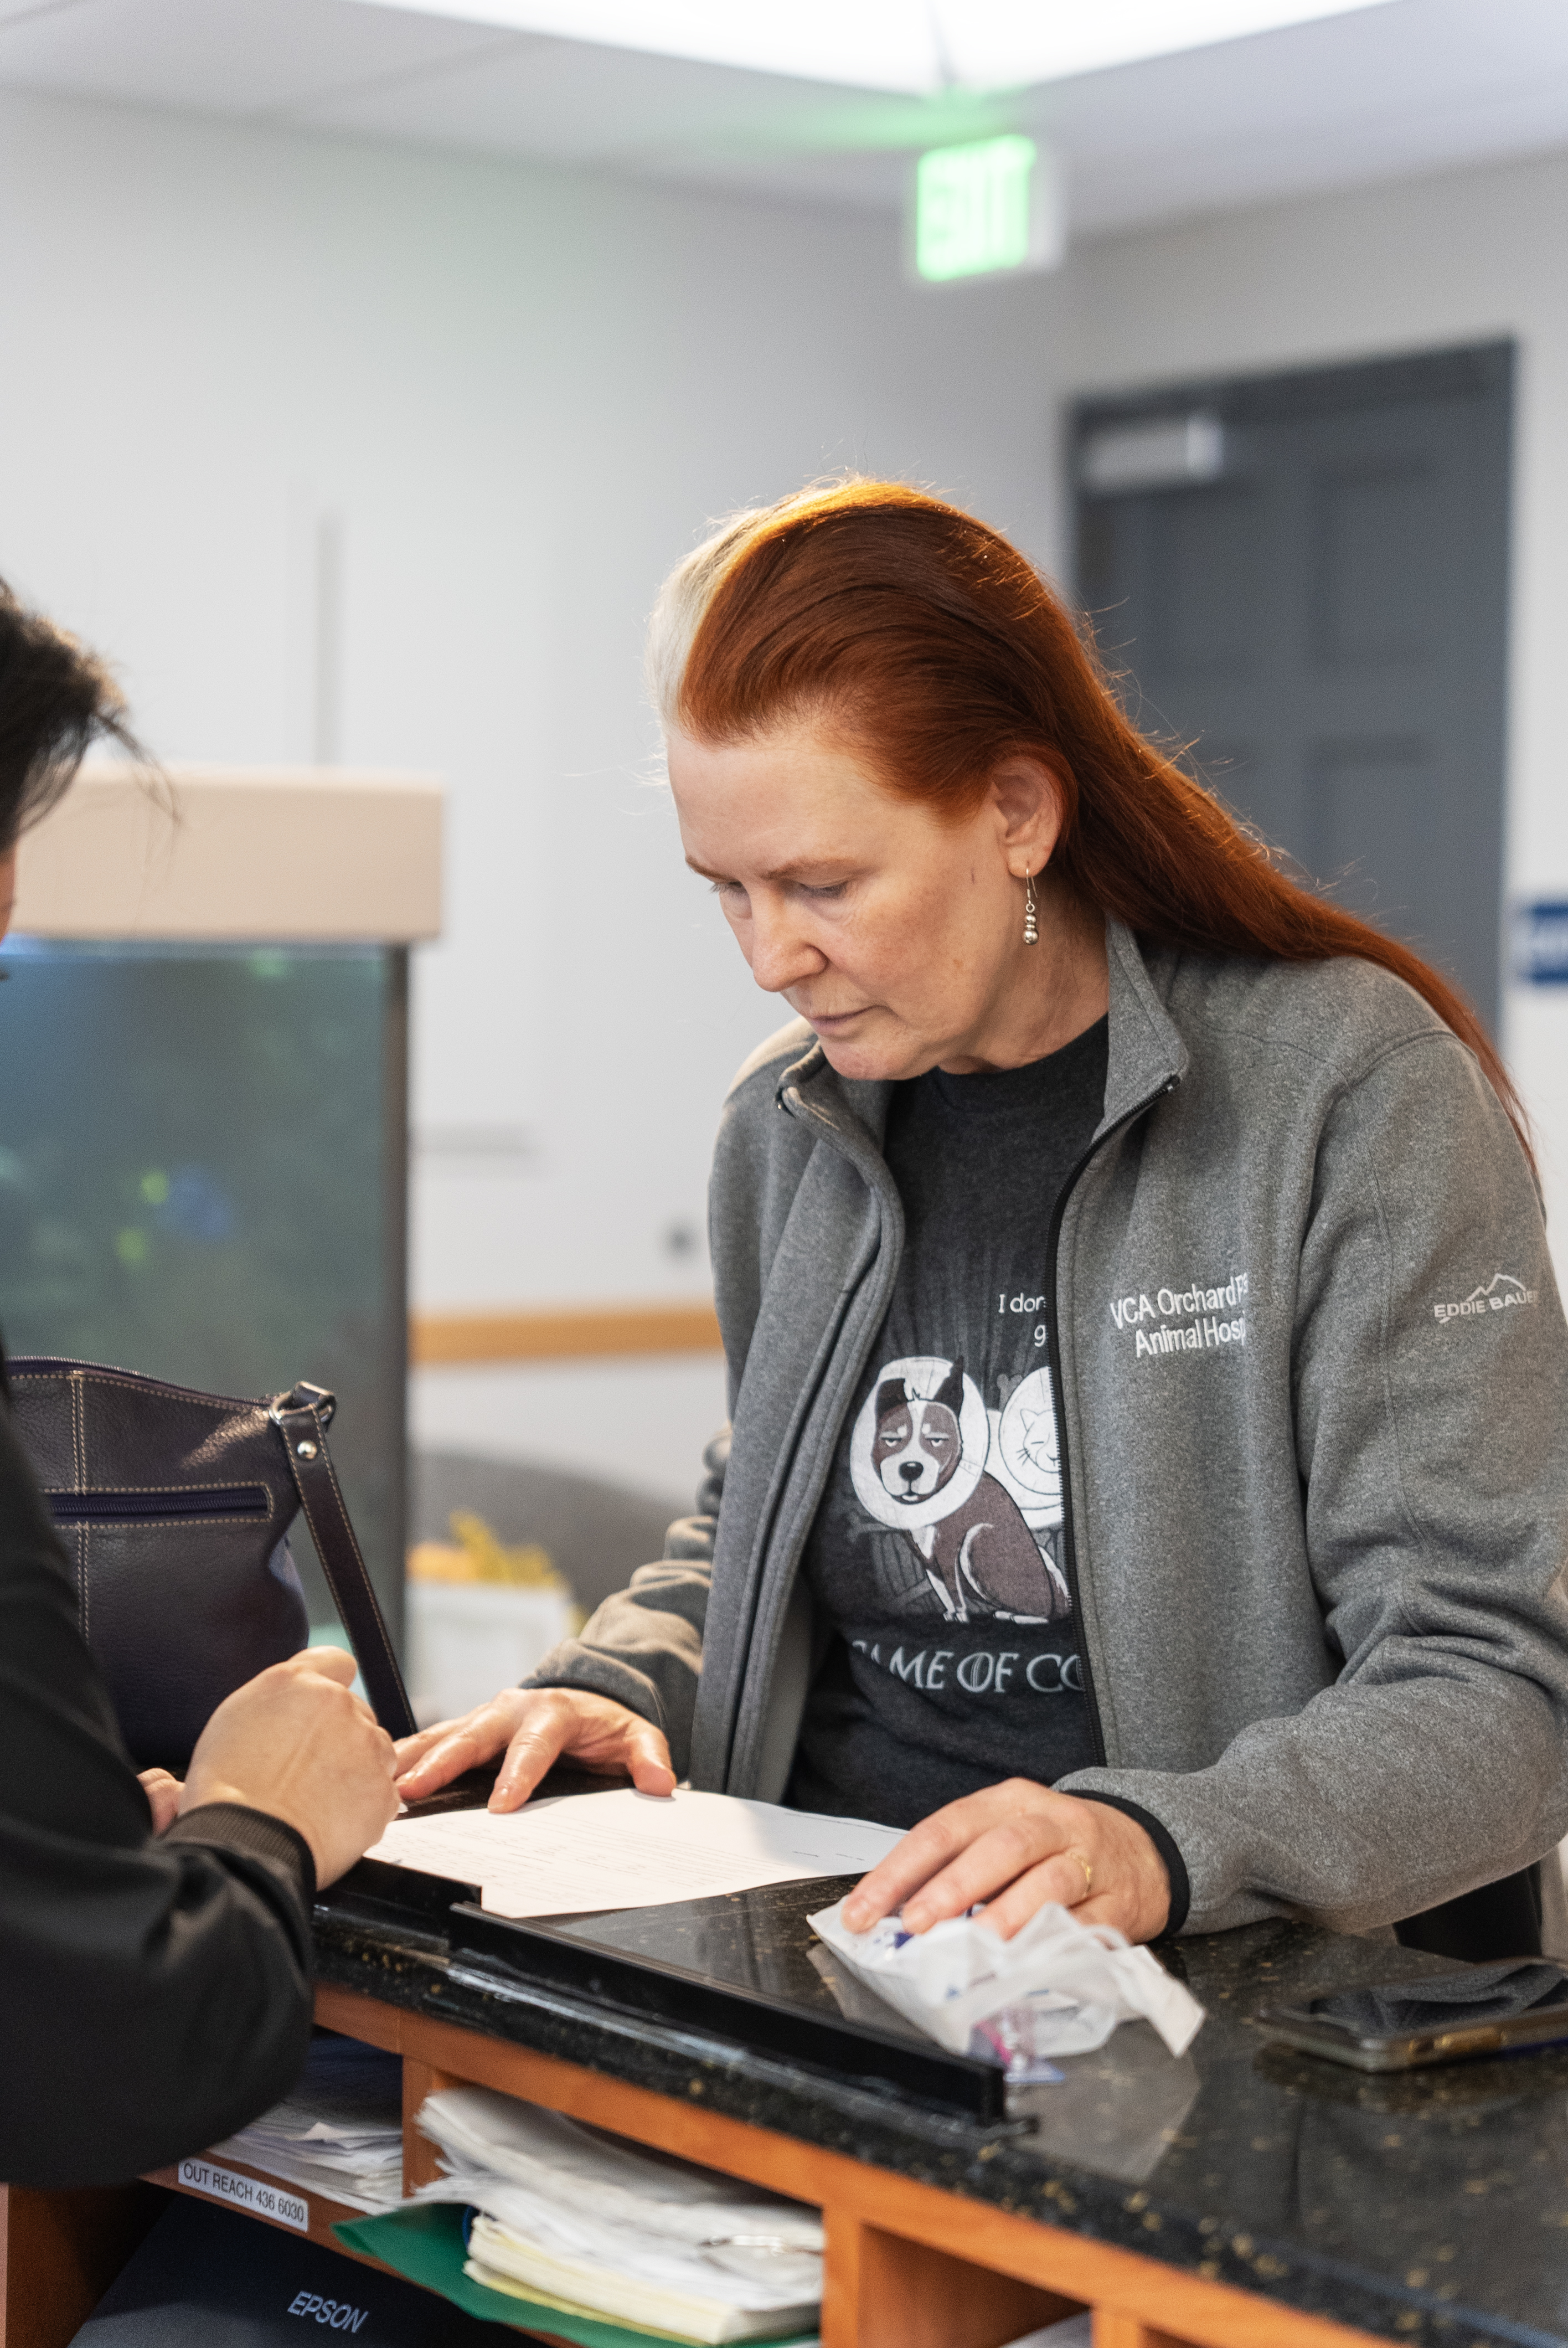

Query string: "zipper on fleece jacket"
[[1043, 1074, 1180, 1769]]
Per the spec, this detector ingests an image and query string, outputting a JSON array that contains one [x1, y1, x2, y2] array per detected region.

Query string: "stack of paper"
[[212, 2033, 404, 2214], [414, 2085, 823, 2345]]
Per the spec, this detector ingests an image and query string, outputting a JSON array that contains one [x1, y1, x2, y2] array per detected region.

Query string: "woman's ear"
[[988, 754, 1067, 872]]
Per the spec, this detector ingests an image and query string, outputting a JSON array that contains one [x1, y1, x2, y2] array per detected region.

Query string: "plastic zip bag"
[[809, 1898, 1203, 2077]]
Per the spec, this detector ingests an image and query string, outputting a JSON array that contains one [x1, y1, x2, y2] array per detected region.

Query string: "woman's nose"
[[747, 901, 826, 995]]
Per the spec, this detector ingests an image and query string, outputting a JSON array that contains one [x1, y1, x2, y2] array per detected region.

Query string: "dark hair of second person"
[[0, 579, 145, 849]]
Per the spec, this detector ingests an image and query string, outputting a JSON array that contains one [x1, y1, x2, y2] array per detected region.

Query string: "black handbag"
[[7, 1356, 416, 1770]]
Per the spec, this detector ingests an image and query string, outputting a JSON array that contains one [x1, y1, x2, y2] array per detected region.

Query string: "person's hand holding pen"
[[394, 1687, 677, 1812]]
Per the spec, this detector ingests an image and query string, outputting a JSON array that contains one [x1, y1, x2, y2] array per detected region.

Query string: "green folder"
[[334, 2205, 818, 2348]]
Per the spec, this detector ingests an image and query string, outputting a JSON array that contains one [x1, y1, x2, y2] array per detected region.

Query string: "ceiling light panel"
[[950, 0, 1399, 89], [353, 0, 1398, 93]]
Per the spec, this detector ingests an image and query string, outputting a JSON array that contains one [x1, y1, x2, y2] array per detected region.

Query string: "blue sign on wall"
[[1517, 903, 1568, 985]]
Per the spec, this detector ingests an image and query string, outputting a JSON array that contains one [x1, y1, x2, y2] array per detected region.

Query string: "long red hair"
[[660, 477, 1526, 1157]]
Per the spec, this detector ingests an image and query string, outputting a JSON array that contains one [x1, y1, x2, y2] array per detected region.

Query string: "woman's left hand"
[[138, 1767, 183, 1834], [841, 1779, 1170, 1944]]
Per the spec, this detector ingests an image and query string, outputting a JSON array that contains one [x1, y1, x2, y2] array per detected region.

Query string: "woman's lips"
[[804, 1007, 867, 1031]]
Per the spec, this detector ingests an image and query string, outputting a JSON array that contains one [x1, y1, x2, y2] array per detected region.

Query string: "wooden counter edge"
[[316, 1983, 1380, 2348]]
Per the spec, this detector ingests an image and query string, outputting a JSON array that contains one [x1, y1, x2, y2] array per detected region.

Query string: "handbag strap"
[[269, 1381, 417, 1741]]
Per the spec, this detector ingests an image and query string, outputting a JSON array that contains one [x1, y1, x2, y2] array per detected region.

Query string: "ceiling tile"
[[0, 0, 527, 116], [293, 26, 943, 177]]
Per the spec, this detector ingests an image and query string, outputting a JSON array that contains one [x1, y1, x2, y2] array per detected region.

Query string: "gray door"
[[1074, 344, 1512, 1033]]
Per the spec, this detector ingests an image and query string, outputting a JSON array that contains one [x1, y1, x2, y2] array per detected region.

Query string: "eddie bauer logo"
[[1434, 1271, 1539, 1325], [1110, 1270, 1249, 1361]]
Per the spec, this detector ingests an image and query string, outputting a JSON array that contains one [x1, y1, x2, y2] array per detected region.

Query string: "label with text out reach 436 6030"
[[177, 2156, 308, 2232]]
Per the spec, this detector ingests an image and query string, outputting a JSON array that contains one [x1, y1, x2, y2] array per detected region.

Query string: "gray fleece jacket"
[[531, 920, 1568, 1935]]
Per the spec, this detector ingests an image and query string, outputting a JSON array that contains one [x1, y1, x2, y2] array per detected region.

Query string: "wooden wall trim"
[[409, 1300, 723, 1367]]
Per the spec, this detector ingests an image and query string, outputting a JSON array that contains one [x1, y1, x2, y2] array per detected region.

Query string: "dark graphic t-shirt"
[[787, 1016, 1110, 1832]]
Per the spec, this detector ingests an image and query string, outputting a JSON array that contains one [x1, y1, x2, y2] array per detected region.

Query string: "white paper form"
[[365, 1787, 902, 1919]]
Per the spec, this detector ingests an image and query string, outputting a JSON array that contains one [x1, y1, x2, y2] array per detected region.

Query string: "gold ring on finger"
[[1065, 1847, 1093, 1899]]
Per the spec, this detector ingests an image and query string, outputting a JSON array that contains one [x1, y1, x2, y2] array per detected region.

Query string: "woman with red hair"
[[399, 480, 1568, 1959]]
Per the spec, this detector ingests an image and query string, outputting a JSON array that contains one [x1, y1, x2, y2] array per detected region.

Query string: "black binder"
[[71, 2198, 517, 2345]]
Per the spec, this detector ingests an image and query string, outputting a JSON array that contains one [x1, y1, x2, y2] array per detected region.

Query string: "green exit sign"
[[915, 135, 1049, 282]]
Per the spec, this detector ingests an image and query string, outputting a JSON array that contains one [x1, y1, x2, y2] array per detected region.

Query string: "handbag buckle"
[[267, 1379, 339, 1435]]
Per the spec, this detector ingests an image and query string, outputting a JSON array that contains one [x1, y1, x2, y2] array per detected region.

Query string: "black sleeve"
[[0, 1402, 317, 2187]]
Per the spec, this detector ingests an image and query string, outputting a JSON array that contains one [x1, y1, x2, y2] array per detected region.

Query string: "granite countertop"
[[316, 1804, 1568, 2348]]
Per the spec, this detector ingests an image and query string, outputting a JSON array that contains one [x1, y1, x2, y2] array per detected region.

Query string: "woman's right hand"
[[393, 1688, 676, 1813]]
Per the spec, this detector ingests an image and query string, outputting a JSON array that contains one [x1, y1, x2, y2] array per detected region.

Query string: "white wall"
[[409, 1354, 728, 1507]]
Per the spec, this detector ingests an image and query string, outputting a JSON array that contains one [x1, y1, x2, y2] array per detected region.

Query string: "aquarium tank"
[[0, 937, 409, 1651]]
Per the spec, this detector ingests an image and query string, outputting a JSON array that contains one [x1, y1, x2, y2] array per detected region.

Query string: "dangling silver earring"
[[1022, 866, 1039, 946]]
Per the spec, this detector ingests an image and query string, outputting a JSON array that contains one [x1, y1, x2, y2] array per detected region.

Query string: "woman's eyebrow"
[[686, 855, 852, 884]]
